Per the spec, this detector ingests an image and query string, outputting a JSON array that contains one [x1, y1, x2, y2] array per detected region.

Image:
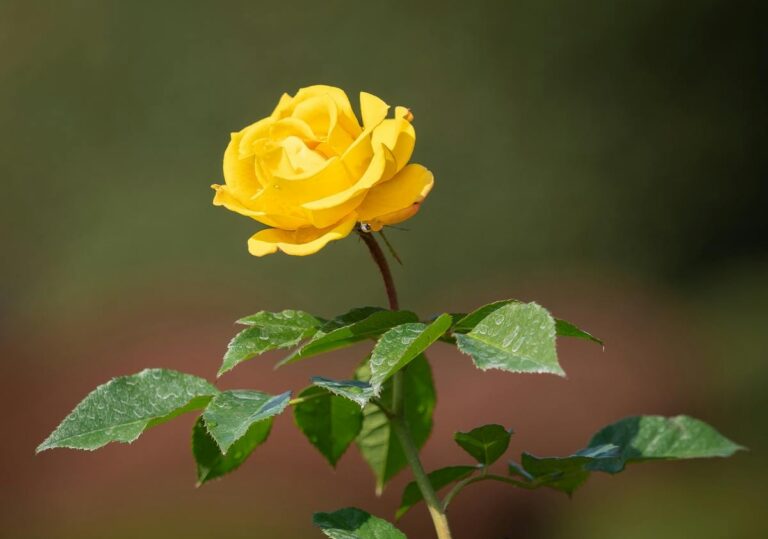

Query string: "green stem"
[[442, 474, 536, 510], [391, 415, 453, 539], [359, 228, 453, 539]]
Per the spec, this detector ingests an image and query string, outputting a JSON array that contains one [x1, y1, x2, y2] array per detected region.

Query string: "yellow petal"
[[269, 117, 317, 144], [211, 184, 308, 230], [356, 164, 434, 229], [224, 131, 262, 195], [395, 106, 414, 122], [303, 193, 366, 229], [274, 85, 362, 137], [360, 92, 389, 129], [238, 118, 274, 159], [247, 213, 358, 257], [371, 117, 415, 172], [269, 155, 353, 202], [304, 144, 396, 211]]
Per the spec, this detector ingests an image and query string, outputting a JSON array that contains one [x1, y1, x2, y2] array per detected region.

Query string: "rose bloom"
[[212, 85, 434, 256]]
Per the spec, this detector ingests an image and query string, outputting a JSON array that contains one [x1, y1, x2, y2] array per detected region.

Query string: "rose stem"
[[358, 228, 453, 539]]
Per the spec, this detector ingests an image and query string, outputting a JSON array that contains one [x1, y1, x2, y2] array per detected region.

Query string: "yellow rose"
[[211, 85, 434, 256]]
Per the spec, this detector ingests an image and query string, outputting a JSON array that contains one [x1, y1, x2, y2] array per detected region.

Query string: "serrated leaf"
[[356, 355, 435, 493], [236, 309, 324, 327], [321, 307, 387, 330], [452, 300, 516, 333], [585, 415, 745, 473], [507, 415, 743, 495], [312, 377, 376, 408], [219, 310, 324, 376], [293, 386, 363, 467], [554, 318, 603, 347], [192, 415, 271, 485], [368, 314, 452, 391], [454, 424, 512, 465], [37, 369, 218, 452], [455, 302, 564, 376], [396, 465, 477, 519], [451, 301, 602, 347], [202, 390, 290, 452], [278, 309, 419, 367], [514, 444, 619, 494], [313, 507, 406, 539]]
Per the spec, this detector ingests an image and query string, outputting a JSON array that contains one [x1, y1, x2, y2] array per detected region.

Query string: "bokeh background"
[[2, 0, 766, 537]]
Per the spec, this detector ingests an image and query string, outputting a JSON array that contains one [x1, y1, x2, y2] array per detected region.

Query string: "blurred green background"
[[2, 0, 765, 537]]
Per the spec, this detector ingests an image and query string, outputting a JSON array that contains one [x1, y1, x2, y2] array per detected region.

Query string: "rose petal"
[[211, 184, 308, 230], [360, 92, 389, 129], [247, 213, 358, 257], [303, 144, 396, 211], [356, 164, 434, 230], [223, 131, 263, 195], [371, 117, 415, 173]]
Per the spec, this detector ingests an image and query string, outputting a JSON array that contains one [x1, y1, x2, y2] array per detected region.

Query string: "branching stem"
[[442, 473, 536, 510]]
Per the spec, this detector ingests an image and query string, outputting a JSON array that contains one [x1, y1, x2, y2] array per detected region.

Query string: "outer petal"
[[356, 164, 434, 230], [247, 213, 358, 257], [360, 92, 389, 129], [224, 131, 262, 195], [371, 116, 415, 172], [211, 184, 308, 230]]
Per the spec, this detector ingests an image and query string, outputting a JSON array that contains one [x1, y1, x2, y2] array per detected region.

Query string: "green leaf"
[[356, 355, 435, 493], [219, 310, 324, 376], [506, 415, 743, 495], [454, 424, 512, 465], [37, 369, 218, 452], [396, 465, 477, 519], [192, 415, 272, 485], [313, 507, 406, 539], [311, 376, 376, 408], [451, 301, 602, 347], [585, 415, 745, 473], [236, 308, 324, 327], [293, 386, 363, 467], [278, 308, 419, 367], [455, 302, 564, 376], [513, 444, 619, 494], [452, 300, 516, 333], [202, 390, 291, 452], [368, 314, 452, 391], [554, 318, 603, 347]]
